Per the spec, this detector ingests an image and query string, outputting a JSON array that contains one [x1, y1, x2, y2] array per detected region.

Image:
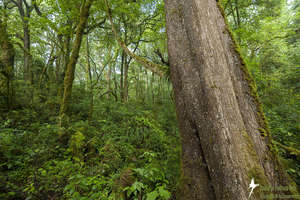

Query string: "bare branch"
[[154, 49, 169, 66]]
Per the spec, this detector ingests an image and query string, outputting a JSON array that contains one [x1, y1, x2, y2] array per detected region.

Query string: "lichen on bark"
[[164, 0, 298, 199]]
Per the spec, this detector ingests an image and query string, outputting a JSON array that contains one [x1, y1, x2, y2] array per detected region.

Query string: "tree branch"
[[104, 0, 168, 77], [32, 0, 42, 16], [154, 49, 169, 66], [84, 18, 106, 34]]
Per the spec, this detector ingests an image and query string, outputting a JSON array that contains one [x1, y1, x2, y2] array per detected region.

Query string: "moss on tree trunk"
[[164, 0, 298, 199], [59, 0, 94, 123], [0, 19, 15, 111]]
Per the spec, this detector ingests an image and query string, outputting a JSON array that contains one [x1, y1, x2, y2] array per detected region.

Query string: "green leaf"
[[131, 181, 144, 192], [158, 186, 171, 200], [146, 191, 159, 200]]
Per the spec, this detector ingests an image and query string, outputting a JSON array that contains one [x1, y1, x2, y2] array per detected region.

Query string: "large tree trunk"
[[59, 0, 94, 120], [0, 19, 15, 110], [164, 0, 296, 199]]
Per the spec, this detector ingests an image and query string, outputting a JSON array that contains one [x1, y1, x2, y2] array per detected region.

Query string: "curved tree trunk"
[[164, 0, 297, 199], [59, 0, 94, 120]]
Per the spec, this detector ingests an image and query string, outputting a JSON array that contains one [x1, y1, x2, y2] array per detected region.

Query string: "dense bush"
[[0, 95, 180, 200]]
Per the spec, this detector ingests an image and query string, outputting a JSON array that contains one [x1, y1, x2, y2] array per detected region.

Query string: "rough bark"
[[0, 19, 15, 110], [164, 0, 297, 199], [59, 0, 94, 119]]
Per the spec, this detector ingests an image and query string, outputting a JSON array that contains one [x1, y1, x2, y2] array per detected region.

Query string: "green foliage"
[[1, 0, 300, 199], [0, 94, 180, 199]]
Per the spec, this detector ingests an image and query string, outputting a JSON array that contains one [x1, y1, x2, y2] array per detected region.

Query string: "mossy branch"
[[273, 141, 300, 161], [104, 0, 168, 78]]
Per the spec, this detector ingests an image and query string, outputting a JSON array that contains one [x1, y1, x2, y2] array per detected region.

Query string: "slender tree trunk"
[[14, 0, 33, 84], [107, 47, 118, 100], [0, 19, 15, 110], [235, 0, 241, 42], [229, 1, 238, 29], [106, 64, 112, 99], [55, 53, 61, 83], [59, 0, 94, 120], [15, 0, 34, 103], [235, 0, 241, 28], [145, 70, 149, 102], [39, 46, 55, 87], [136, 66, 140, 99], [113, 64, 118, 102], [157, 76, 162, 103], [55, 34, 63, 83], [123, 59, 129, 102], [151, 71, 155, 103], [141, 67, 145, 102], [58, 33, 71, 98], [85, 35, 93, 121], [23, 20, 33, 84], [164, 0, 296, 199], [120, 50, 125, 101]]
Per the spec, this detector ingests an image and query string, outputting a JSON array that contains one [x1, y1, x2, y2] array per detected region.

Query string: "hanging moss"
[[258, 128, 267, 137], [241, 130, 258, 159], [247, 168, 268, 197]]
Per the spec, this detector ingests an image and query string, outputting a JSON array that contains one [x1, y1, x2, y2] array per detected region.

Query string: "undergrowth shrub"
[[0, 99, 180, 200]]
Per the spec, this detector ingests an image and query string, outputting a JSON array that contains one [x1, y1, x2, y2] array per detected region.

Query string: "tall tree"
[[164, 0, 297, 199], [85, 34, 93, 121], [0, 7, 15, 110], [59, 0, 94, 121], [10, 0, 40, 83]]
